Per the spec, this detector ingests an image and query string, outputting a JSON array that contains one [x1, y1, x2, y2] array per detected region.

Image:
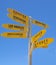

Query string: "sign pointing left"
[[7, 8, 29, 25], [1, 32, 27, 38], [2, 24, 28, 32]]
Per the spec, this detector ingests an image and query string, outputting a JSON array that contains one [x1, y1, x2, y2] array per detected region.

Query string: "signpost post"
[[28, 16, 32, 65]]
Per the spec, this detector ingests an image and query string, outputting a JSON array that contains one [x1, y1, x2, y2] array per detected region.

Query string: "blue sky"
[[0, 0, 56, 65]]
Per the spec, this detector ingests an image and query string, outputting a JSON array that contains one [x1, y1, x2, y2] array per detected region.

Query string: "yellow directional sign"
[[2, 24, 28, 32], [32, 20, 48, 28], [33, 38, 54, 48], [31, 29, 46, 43], [7, 8, 29, 25], [1, 32, 27, 38]]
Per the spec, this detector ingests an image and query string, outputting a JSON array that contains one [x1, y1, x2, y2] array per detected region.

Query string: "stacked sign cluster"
[[1, 8, 54, 50]]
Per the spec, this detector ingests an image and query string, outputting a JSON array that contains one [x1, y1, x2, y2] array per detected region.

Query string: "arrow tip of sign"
[[7, 14, 11, 18], [7, 8, 13, 13], [44, 23, 49, 28], [46, 38, 54, 45], [0, 34, 2, 36], [7, 8, 10, 12], [41, 29, 46, 34], [50, 38, 54, 42], [2, 24, 5, 27]]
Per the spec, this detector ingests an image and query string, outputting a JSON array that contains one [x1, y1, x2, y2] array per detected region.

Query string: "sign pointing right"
[[32, 20, 48, 28], [33, 38, 54, 49], [31, 29, 46, 43]]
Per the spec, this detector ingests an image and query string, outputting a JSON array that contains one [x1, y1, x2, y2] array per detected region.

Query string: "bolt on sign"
[[31, 29, 46, 43], [7, 8, 29, 25], [32, 20, 48, 28], [33, 38, 54, 49], [0, 32, 27, 38], [2, 24, 28, 32]]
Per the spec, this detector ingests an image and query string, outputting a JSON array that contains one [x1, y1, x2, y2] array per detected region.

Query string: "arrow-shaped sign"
[[1, 32, 27, 38], [2, 24, 28, 32], [33, 38, 54, 48], [32, 20, 48, 28], [7, 8, 29, 25], [31, 29, 46, 43]]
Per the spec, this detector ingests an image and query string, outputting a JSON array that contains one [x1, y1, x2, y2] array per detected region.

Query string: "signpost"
[[0, 8, 54, 65]]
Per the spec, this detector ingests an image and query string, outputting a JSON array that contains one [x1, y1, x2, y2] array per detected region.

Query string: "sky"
[[0, 0, 56, 65]]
